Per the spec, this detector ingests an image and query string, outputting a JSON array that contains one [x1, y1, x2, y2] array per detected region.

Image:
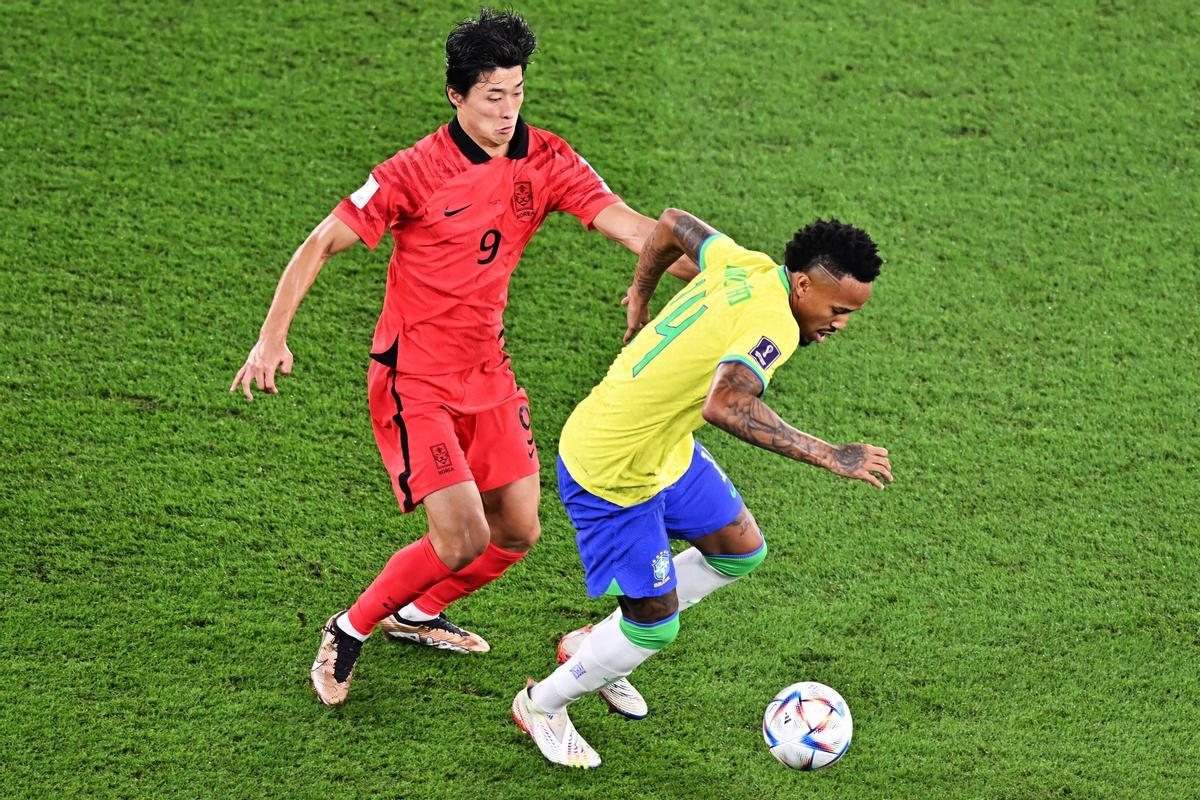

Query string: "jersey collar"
[[449, 116, 530, 164]]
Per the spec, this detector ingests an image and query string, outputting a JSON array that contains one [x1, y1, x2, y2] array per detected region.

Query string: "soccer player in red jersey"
[[230, 9, 694, 706]]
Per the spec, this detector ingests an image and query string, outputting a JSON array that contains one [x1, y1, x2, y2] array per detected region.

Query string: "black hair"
[[445, 8, 537, 99], [784, 218, 883, 283]]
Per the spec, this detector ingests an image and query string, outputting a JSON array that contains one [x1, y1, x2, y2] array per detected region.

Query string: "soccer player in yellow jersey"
[[511, 209, 894, 768]]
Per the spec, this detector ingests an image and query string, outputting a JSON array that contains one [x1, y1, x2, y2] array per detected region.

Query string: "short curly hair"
[[445, 9, 538, 98], [784, 219, 883, 283]]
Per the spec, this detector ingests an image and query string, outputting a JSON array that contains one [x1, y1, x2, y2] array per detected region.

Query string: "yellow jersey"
[[559, 233, 801, 506]]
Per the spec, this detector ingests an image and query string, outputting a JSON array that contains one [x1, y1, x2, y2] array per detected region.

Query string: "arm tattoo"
[[671, 214, 715, 264], [632, 211, 717, 298], [633, 233, 673, 297], [708, 363, 830, 468]]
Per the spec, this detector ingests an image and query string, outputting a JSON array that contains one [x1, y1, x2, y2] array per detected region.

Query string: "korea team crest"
[[651, 550, 671, 588], [511, 180, 534, 220]]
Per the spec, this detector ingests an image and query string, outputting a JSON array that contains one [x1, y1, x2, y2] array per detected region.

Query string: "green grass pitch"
[[2, 1, 1197, 798]]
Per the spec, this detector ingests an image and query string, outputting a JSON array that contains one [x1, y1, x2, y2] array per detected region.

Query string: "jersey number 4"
[[631, 281, 708, 377]]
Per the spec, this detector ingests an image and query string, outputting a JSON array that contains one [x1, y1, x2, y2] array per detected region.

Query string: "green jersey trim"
[[776, 265, 790, 292], [696, 232, 724, 272], [718, 354, 768, 396]]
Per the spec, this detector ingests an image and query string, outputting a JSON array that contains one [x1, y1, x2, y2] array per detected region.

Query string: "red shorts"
[[367, 357, 539, 512]]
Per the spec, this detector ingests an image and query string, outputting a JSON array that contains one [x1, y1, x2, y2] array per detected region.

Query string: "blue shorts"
[[557, 441, 745, 599]]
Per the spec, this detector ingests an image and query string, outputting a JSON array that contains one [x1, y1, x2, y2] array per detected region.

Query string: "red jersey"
[[333, 117, 620, 376]]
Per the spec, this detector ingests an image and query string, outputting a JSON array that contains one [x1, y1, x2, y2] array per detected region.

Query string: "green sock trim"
[[703, 541, 767, 577], [618, 614, 680, 650]]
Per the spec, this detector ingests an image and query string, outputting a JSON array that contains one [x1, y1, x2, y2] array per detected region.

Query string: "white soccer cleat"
[[557, 624, 649, 720], [511, 680, 601, 769]]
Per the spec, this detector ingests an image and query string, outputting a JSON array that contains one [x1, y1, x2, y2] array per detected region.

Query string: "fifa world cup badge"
[[651, 551, 671, 588]]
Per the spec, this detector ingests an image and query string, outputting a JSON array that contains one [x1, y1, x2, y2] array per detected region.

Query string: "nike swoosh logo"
[[311, 659, 326, 672], [444, 205, 471, 217]]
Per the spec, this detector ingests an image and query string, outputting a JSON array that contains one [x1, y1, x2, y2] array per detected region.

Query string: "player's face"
[[448, 66, 525, 154], [788, 267, 873, 346]]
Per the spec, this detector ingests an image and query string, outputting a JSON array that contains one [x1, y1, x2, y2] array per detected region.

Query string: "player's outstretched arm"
[[592, 203, 699, 281], [702, 361, 893, 489], [230, 213, 361, 401], [623, 208, 717, 343]]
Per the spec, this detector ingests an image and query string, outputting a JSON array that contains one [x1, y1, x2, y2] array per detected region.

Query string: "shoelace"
[[333, 628, 363, 683], [431, 614, 467, 635], [401, 613, 467, 636]]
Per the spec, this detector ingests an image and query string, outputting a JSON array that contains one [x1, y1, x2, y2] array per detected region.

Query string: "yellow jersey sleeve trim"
[[696, 233, 726, 273], [718, 354, 768, 396]]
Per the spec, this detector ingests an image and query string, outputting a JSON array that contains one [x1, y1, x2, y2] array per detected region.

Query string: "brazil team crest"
[[651, 550, 671, 588], [512, 180, 534, 220]]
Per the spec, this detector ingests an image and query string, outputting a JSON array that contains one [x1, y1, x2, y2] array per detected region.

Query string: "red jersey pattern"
[[334, 117, 620, 377]]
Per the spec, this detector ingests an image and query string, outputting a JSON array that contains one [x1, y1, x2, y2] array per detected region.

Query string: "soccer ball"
[[762, 681, 853, 770]]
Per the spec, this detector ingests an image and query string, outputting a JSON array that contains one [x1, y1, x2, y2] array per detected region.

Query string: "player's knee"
[[704, 539, 768, 578], [430, 521, 490, 571], [618, 613, 680, 651], [492, 515, 540, 553]]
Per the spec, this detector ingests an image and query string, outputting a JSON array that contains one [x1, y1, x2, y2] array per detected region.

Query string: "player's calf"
[[530, 594, 679, 715]]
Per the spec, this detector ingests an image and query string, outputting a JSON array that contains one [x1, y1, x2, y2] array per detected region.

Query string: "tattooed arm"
[[623, 208, 718, 343], [591, 202, 699, 281], [702, 361, 894, 489]]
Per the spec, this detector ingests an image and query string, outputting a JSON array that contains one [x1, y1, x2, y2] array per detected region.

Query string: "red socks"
[[347, 536, 453, 635], [411, 542, 527, 616]]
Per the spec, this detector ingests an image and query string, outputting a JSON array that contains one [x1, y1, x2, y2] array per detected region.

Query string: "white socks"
[[529, 547, 741, 714], [337, 611, 371, 641], [673, 546, 739, 608], [397, 602, 438, 622], [531, 615, 657, 714]]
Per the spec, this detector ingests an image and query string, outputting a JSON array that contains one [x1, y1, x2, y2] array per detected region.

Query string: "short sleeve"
[[717, 300, 799, 395], [547, 143, 621, 229], [697, 233, 740, 273], [331, 155, 414, 250]]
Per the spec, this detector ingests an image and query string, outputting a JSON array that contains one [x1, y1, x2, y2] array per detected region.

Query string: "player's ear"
[[447, 86, 464, 108], [791, 270, 812, 296]]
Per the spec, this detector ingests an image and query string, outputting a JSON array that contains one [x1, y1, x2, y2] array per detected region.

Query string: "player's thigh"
[[689, 506, 764, 558], [662, 441, 748, 545], [368, 365, 478, 512], [557, 457, 677, 601], [461, 388, 539, 495], [479, 472, 540, 552]]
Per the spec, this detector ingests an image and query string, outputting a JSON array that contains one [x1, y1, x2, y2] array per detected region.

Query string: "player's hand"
[[623, 285, 650, 344], [826, 443, 893, 489], [230, 338, 294, 401]]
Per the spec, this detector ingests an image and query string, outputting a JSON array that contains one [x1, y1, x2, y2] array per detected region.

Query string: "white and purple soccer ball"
[[762, 681, 853, 770]]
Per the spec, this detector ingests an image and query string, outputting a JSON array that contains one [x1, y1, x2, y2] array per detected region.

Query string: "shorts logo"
[[651, 550, 671, 588], [430, 443, 454, 475], [750, 336, 780, 370], [512, 180, 534, 220]]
